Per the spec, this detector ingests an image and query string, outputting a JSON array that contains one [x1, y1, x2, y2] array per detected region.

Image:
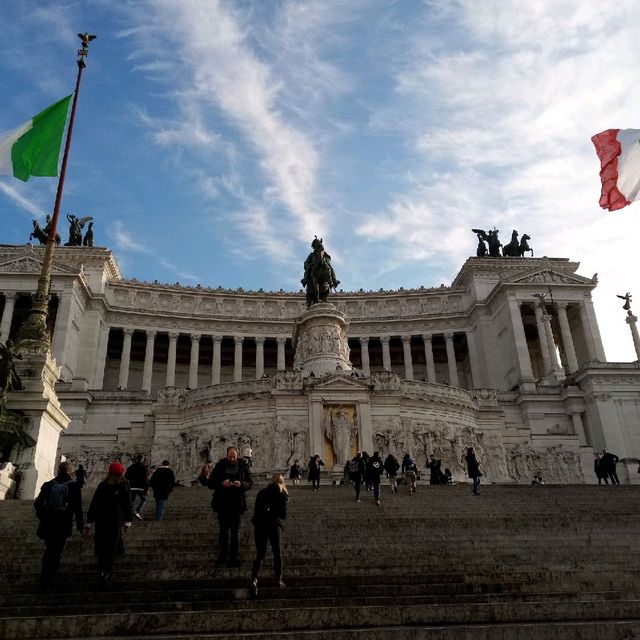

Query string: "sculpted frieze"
[[505, 445, 583, 483]]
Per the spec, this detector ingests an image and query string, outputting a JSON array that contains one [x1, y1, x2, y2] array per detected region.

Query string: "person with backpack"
[[348, 452, 366, 502], [383, 453, 400, 493], [34, 461, 87, 590], [208, 445, 253, 567], [367, 451, 385, 506], [249, 473, 288, 598], [86, 462, 133, 588], [402, 453, 418, 495], [125, 453, 149, 520], [307, 454, 324, 492], [289, 459, 302, 485], [148, 459, 176, 521]]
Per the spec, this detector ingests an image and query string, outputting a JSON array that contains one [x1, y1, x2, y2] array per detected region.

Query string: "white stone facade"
[[1, 244, 639, 490]]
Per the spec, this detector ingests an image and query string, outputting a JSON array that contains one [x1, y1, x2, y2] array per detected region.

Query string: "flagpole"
[[17, 33, 96, 353]]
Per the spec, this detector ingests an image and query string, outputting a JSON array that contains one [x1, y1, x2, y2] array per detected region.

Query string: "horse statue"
[[471, 228, 501, 257], [301, 236, 340, 308], [518, 234, 533, 257], [29, 216, 61, 246], [502, 230, 520, 257]]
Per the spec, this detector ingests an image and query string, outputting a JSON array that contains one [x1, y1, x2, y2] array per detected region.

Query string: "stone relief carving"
[[324, 405, 357, 466], [275, 370, 303, 390], [371, 371, 401, 390], [505, 445, 583, 483]]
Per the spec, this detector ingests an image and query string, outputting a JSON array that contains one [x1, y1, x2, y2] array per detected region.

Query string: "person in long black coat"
[[208, 445, 253, 567], [464, 447, 482, 496], [86, 462, 133, 586], [601, 449, 620, 485], [249, 473, 288, 597], [427, 455, 442, 485], [34, 461, 86, 589]]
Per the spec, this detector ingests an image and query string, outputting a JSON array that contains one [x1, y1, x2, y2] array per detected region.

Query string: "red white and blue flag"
[[592, 128, 640, 211]]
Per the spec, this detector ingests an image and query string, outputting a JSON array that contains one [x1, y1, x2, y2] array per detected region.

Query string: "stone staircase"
[[1, 482, 640, 639]]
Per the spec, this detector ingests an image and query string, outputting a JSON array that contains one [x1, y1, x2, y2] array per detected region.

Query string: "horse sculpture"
[[29, 217, 61, 246], [302, 236, 340, 309], [472, 228, 532, 258]]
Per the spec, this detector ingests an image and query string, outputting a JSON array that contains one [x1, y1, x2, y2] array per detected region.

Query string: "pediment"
[[509, 268, 593, 286], [306, 372, 367, 390], [0, 255, 76, 275]]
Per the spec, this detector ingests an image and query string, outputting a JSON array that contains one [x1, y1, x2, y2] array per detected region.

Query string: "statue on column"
[[617, 292, 632, 311], [0, 340, 23, 409], [301, 236, 340, 308]]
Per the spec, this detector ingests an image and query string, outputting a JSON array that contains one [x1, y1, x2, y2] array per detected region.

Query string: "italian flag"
[[592, 128, 640, 211], [0, 95, 72, 182]]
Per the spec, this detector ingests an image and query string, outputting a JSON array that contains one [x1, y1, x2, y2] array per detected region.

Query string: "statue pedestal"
[[293, 303, 351, 376], [6, 350, 70, 499]]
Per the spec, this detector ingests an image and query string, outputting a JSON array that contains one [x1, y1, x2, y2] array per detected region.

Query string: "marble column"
[[234, 336, 244, 382], [422, 334, 436, 383], [255, 337, 265, 379], [277, 337, 286, 371], [542, 309, 564, 381], [465, 330, 482, 389], [93, 324, 110, 390], [118, 328, 134, 390], [359, 337, 370, 376], [444, 332, 459, 387], [578, 303, 598, 362], [211, 336, 222, 385], [142, 330, 156, 393], [507, 296, 535, 382], [583, 299, 606, 361], [401, 335, 414, 380], [51, 292, 74, 374], [625, 312, 640, 361], [571, 411, 587, 446], [166, 332, 178, 387], [533, 305, 552, 379], [189, 334, 200, 389], [0, 292, 17, 342], [557, 302, 578, 373], [381, 336, 391, 370]]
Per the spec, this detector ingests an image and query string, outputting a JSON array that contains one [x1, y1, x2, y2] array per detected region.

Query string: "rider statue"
[[301, 236, 340, 307]]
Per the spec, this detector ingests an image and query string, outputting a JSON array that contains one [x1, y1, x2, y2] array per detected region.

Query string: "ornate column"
[[625, 312, 640, 361], [189, 334, 200, 389], [465, 330, 482, 389], [92, 324, 110, 390], [401, 335, 414, 380], [578, 303, 597, 362], [118, 328, 134, 390], [166, 332, 178, 387], [211, 336, 222, 385], [556, 302, 578, 373], [541, 308, 564, 381], [570, 411, 587, 446], [381, 336, 391, 370], [233, 336, 244, 382], [255, 337, 265, 379], [422, 334, 436, 383], [51, 292, 74, 375], [0, 292, 17, 342], [533, 304, 552, 379], [359, 337, 370, 376], [142, 330, 156, 393], [276, 337, 286, 371], [507, 296, 535, 383], [583, 299, 606, 361], [444, 332, 459, 387]]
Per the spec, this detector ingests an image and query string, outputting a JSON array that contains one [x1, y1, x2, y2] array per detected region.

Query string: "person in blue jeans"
[[148, 460, 176, 520], [464, 447, 482, 496]]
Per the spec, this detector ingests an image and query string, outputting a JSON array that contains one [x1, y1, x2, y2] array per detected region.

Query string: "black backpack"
[[45, 479, 72, 512], [251, 487, 273, 524], [348, 459, 360, 475]]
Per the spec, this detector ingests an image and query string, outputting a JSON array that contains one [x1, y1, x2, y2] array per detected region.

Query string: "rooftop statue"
[[65, 214, 93, 246], [29, 215, 61, 246], [617, 292, 632, 311], [472, 228, 533, 258], [301, 236, 340, 308]]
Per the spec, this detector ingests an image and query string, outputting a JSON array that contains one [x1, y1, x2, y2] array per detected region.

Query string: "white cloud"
[[0, 181, 43, 216]]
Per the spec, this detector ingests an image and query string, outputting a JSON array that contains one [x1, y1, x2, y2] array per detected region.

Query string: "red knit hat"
[[108, 462, 125, 476]]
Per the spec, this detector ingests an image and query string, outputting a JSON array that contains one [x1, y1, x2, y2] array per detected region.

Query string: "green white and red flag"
[[0, 95, 73, 182]]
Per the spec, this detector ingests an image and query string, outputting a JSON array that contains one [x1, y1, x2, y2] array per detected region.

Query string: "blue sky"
[[1, 1, 640, 361]]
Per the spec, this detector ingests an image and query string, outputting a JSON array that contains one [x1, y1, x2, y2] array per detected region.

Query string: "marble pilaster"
[[255, 337, 265, 379], [189, 334, 200, 389], [166, 332, 178, 387], [401, 335, 414, 380], [142, 330, 156, 393], [211, 336, 222, 385], [276, 337, 286, 371], [625, 312, 640, 361], [557, 302, 578, 373], [118, 328, 134, 390], [234, 336, 244, 382], [444, 332, 459, 388], [0, 292, 17, 342], [359, 337, 370, 376], [507, 296, 535, 384], [381, 336, 391, 371], [534, 305, 552, 380], [422, 334, 436, 383]]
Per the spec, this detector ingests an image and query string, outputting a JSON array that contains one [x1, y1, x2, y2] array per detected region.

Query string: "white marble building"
[[1, 244, 639, 490]]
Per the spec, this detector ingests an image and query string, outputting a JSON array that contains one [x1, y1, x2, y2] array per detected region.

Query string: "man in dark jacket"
[[367, 451, 385, 506], [208, 445, 253, 567], [148, 459, 176, 521], [601, 449, 620, 485], [348, 452, 366, 502], [427, 454, 442, 485], [34, 461, 87, 589], [383, 453, 400, 493], [125, 453, 149, 520]]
